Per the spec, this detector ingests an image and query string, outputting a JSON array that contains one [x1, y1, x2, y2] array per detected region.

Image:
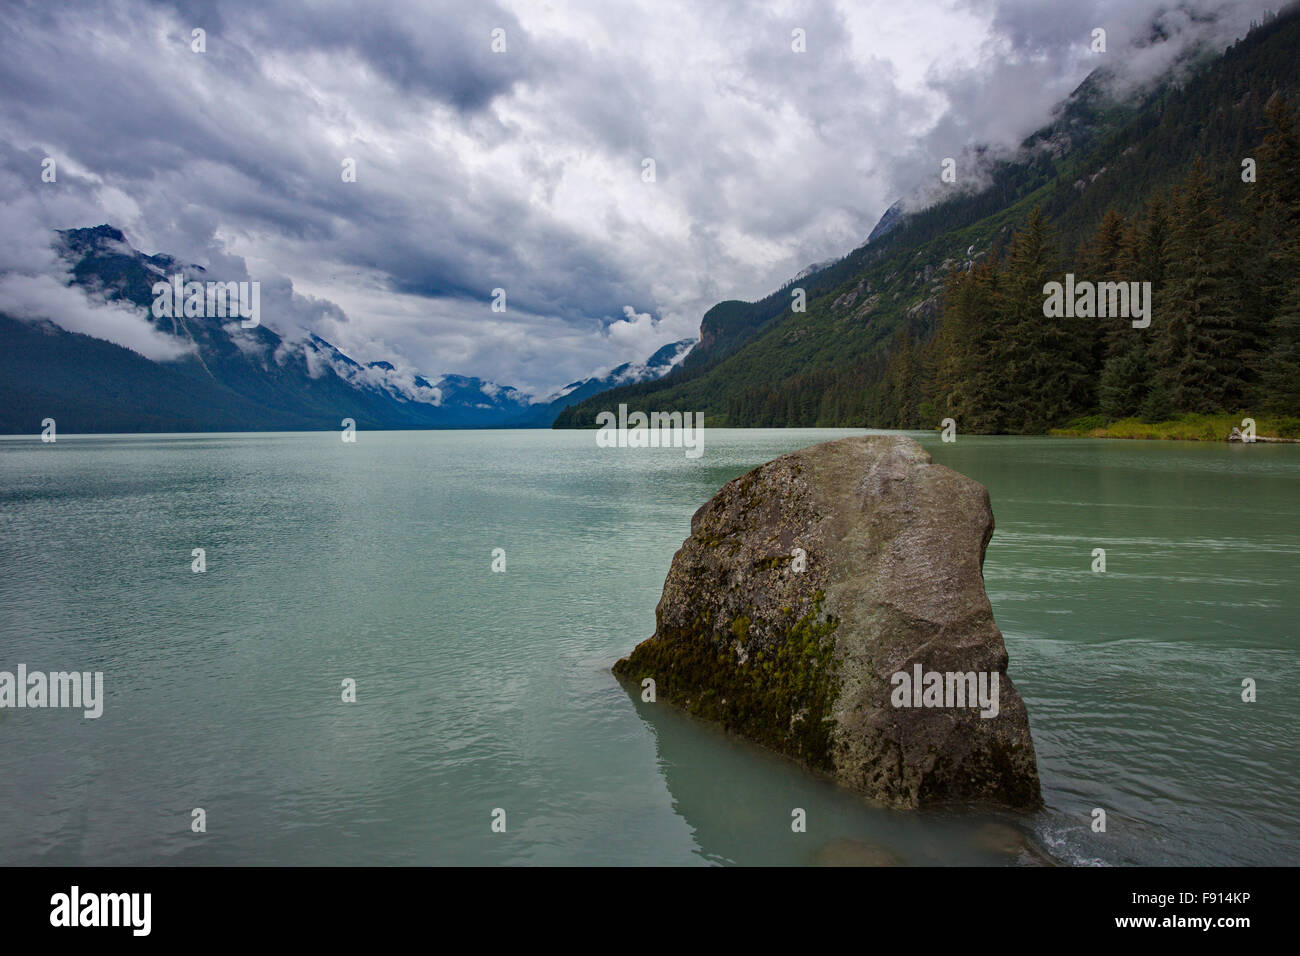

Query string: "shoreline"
[[1047, 413, 1300, 443], [1050, 431, 1300, 443]]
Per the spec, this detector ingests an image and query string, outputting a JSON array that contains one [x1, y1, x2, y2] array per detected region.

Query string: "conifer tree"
[[1157, 163, 1247, 412], [1255, 94, 1300, 412], [1000, 208, 1089, 431], [930, 257, 1004, 431], [1081, 208, 1131, 403]]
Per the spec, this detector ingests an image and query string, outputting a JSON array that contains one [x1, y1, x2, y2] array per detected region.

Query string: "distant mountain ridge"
[[512, 338, 694, 425], [0, 225, 690, 433]]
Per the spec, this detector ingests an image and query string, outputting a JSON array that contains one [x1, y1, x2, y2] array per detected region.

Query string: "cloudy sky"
[[0, 0, 1276, 396]]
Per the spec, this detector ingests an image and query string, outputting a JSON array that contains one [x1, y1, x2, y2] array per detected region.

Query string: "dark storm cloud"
[[147, 0, 535, 111]]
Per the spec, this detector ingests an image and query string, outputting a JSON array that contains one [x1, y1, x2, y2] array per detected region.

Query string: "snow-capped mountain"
[[514, 337, 695, 425], [0, 225, 693, 432]]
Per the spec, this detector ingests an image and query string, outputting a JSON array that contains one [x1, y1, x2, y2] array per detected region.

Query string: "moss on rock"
[[614, 594, 840, 771]]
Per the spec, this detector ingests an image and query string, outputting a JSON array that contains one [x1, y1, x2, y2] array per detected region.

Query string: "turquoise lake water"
[[0, 429, 1296, 865]]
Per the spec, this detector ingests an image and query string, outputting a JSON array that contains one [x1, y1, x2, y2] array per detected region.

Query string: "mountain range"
[[0, 225, 693, 433]]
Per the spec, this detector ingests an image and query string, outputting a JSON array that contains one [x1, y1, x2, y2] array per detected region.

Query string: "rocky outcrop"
[[613, 434, 1042, 810]]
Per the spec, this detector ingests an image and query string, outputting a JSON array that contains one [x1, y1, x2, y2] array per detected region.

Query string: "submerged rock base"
[[614, 435, 1042, 810]]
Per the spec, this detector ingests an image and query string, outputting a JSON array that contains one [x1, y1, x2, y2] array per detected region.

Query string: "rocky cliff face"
[[613, 434, 1042, 809]]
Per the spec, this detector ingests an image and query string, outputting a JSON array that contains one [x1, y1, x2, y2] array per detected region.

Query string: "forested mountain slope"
[[556, 6, 1300, 432]]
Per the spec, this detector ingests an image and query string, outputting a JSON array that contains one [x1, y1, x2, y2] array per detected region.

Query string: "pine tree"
[[999, 208, 1090, 431], [1255, 94, 1300, 413], [1259, 283, 1300, 413], [1081, 209, 1130, 402], [930, 257, 1006, 432], [1157, 163, 1248, 412], [1098, 345, 1150, 420]]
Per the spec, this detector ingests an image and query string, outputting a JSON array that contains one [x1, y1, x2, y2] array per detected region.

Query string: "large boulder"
[[613, 434, 1042, 809]]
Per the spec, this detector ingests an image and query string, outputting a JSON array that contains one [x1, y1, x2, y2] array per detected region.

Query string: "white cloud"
[[0, 272, 195, 361], [0, 176, 195, 361]]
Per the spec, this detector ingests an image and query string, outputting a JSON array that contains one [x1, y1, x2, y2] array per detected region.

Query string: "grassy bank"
[[1049, 413, 1300, 441]]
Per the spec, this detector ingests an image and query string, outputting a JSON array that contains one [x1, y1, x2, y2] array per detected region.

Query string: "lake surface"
[[0, 429, 1296, 866]]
